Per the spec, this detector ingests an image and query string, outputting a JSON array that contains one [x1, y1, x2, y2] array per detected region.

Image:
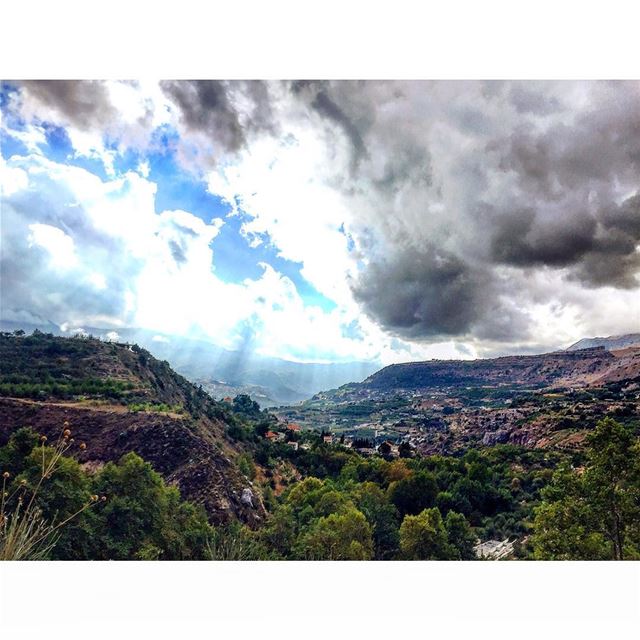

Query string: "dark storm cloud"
[[303, 81, 640, 342], [291, 80, 370, 169], [161, 80, 245, 152], [310, 90, 367, 164], [351, 240, 532, 343], [488, 193, 640, 288], [18, 80, 118, 130], [488, 206, 598, 268], [351, 244, 492, 340], [160, 80, 276, 155]]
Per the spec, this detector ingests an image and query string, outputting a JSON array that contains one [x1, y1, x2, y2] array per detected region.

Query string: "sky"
[[1, 80, 639, 365]]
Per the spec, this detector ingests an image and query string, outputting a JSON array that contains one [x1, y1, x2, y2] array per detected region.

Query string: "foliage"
[[399, 508, 454, 560], [388, 471, 438, 517], [0, 429, 215, 560], [294, 507, 374, 560], [532, 418, 640, 560], [1, 427, 98, 560]]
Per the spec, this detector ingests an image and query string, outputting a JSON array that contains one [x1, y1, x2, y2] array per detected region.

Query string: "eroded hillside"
[[0, 332, 266, 526]]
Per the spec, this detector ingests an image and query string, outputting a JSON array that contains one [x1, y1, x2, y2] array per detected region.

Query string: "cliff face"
[[0, 333, 266, 526]]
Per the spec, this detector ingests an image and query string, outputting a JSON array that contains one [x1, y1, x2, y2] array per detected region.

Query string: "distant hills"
[[566, 333, 640, 352], [3, 318, 639, 407], [362, 345, 640, 392], [281, 341, 640, 456]]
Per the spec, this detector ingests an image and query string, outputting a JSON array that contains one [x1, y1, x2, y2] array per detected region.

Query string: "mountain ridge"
[[566, 333, 640, 352]]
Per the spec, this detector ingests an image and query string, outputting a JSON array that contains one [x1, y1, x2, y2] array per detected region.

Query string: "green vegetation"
[[128, 402, 183, 414], [531, 418, 640, 560], [2, 332, 638, 561], [1, 427, 214, 560], [0, 377, 134, 400]]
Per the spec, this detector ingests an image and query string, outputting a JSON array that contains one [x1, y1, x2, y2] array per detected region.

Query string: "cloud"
[[10, 81, 171, 174], [3, 80, 639, 361], [27, 223, 79, 270], [159, 80, 277, 167], [18, 81, 118, 130], [194, 80, 639, 352], [279, 81, 639, 346], [350, 244, 491, 339], [0, 151, 385, 363]]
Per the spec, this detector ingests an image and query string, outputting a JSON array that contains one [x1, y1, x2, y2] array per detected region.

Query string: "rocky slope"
[[0, 332, 266, 526], [566, 333, 640, 352], [362, 346, 640, 391]]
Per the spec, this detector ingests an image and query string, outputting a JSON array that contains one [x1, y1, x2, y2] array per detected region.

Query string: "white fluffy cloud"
[[2, 151, 406, 362]]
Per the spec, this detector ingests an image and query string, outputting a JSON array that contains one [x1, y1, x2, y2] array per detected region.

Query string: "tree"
[[399, 508, 454, 560], [398, 442, 413, 458], [351, 482, 400, 559], [232, 394, 262, 418], [444, 511, 476, 560], [259, 505, 297, 557], [294, 507, 374, 560], [90, 452, 212, 560], [532, 418, 640, 560], [388, 471, 438, 517]]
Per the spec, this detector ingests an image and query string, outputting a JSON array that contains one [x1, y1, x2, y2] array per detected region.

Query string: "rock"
[[482, 430, 509, 446], [241, 487, 254, 508]]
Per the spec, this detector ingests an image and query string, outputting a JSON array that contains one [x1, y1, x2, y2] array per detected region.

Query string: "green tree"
[[388, 471, 438, 517], [399, 508, 454, 560], [232, 394, 262, 418], [351, 481, 400, 559], [90, 452, 213, 560], [294, 507, 374, 560], [444, 511, 476, 560], [532, 418, 640, 560]]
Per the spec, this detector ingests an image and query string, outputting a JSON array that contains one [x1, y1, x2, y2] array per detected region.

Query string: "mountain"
[[0, 320, 379, 407], [0, 331, 266, 526], [277, 343, 640, 455], [362, 345, 640, 391], [566, 333, 640, 352]]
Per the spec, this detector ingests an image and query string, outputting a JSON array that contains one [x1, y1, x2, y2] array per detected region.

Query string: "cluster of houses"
[[264, 422, 306, 451], [260, 420, 413, 459]]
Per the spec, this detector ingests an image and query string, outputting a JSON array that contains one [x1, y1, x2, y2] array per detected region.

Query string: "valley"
[[1, 330, 639, 561], [277, 344, 640, 455]]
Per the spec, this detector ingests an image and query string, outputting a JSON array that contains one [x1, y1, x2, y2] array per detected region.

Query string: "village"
[[272, 378, 639, 455]]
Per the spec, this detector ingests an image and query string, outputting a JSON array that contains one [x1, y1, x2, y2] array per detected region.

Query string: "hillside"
[[277, 345, 640, 454], [362, 346, 640, 391], [566, 333, 640, 352], [0, 320, 379, 406], [0, 331, 266, 526]]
